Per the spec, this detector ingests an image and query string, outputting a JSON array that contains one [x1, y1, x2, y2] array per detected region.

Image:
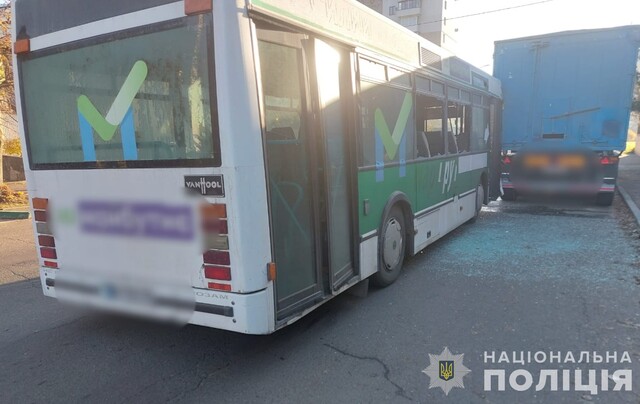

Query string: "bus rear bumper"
[[189, 286, 275, 334], [39, 268, 275, 335]]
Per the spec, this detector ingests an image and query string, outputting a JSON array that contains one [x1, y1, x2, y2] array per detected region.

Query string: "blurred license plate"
[[557, 154, 585, 168], [524, 154, 550, 168]]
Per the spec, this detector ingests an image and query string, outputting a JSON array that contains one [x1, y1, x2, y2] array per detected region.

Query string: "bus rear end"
[[14, 0, 275, 333]]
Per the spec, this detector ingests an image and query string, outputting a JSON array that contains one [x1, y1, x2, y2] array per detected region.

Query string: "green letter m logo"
[[374, 92, 412, 181], [77, 60, 148, 161]]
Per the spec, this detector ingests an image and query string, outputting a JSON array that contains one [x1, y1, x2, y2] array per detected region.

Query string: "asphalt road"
[[0, 197, 639, 403]]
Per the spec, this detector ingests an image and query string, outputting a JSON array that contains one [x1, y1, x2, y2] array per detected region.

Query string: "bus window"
[[359, 58, 387, 82], [447, 132, 459, 154], [259, 40, 304, 140], [447, 102, 471, 153], [470, 106, 490, 151], [20, 16, 218, 167], [388, 67, 411, 88], [264, 96, 302, 139], [416, 94, 444, 157], [359, 80, 415, 166]]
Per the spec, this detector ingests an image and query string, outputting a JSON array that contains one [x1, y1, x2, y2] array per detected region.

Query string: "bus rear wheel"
[[372, 206, 406, 287], [469, 182, 485, 223]]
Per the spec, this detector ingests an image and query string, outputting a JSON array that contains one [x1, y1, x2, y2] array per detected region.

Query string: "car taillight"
[[33, 198, 59, 269], [600, 156, 619, 165], [201, 203, 232, 291]]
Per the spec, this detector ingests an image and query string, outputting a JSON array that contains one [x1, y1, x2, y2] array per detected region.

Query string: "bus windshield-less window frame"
[[18, 16, 220, 169]]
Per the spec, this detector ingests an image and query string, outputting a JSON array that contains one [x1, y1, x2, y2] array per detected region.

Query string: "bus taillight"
[[13, 38, 30, 54], [38, 235, 55, 247], [203, 250, 230, 266], [201, 204, 226, 218], [203, 220, 228, 234], [207, 282, 231, 292], [40, 248, 57, 259], [33, 197, 59, 269], [204, 266, 231, 281], [201, 203, 232, 291], [185, 0, 212, 16]]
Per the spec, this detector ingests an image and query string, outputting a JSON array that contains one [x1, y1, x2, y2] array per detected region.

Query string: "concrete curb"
[[617, 184, 640, 226], [0, 211, 30, 220]]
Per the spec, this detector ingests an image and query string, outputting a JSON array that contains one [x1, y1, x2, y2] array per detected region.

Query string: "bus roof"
[[14, 0, 500, 97], [14, 0, 177, 38], [248, 0, 501, 97]]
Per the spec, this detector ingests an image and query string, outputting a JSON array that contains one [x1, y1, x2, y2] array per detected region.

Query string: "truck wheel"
[[596, 192, 614, 206], [372, 206, 406, 287], [502, 188, 517, 201]]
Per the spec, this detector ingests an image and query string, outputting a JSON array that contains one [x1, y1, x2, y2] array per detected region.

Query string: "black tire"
[[596, 192, 614, 206], [501, 188, 517, 201], [468, 182, 485, 223], [372, 206, 406, 287]]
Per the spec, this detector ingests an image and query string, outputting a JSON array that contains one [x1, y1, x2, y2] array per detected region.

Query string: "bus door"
[[256, 25, 355, 319], [313, 39, 356, 292]]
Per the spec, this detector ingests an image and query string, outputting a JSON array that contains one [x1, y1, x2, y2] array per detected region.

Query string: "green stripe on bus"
[[357, 157, 485, 235]]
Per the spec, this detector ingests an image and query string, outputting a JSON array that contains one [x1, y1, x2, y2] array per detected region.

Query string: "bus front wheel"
[[372, 206, 406, 287]]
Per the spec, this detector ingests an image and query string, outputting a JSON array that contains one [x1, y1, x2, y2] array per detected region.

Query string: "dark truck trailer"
[[493, 26, 640, 205]]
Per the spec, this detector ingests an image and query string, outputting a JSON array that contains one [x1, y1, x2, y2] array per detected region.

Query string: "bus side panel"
[[214, 1, 273, 294], [358, 155, 486, 250], [357, 166, 417, 236]]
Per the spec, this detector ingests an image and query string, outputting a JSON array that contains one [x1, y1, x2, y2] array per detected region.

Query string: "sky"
[[451, 0, 640, 72]]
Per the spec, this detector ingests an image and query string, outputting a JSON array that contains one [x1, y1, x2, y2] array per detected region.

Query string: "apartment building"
[[359, 0, 458, 52]]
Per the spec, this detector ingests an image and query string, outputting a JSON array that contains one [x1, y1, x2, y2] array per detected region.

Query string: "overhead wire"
[[403, 0, 556, 28]]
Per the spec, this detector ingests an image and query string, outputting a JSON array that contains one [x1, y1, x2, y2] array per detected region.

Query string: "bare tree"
[[0, 3, 14, 183], [0, 4, 13, 114]]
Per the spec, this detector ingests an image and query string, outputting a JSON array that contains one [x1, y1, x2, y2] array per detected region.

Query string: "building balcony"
[[395, 0, 421, 17]]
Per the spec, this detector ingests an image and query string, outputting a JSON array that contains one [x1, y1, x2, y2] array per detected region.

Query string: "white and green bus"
[[14, 0, 501, 334]]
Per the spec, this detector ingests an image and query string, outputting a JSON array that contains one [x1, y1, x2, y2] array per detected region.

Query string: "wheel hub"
[[383, 218, 403, 270]]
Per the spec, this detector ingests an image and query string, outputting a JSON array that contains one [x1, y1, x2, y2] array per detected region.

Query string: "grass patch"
[[0, 183, 28, 209]]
